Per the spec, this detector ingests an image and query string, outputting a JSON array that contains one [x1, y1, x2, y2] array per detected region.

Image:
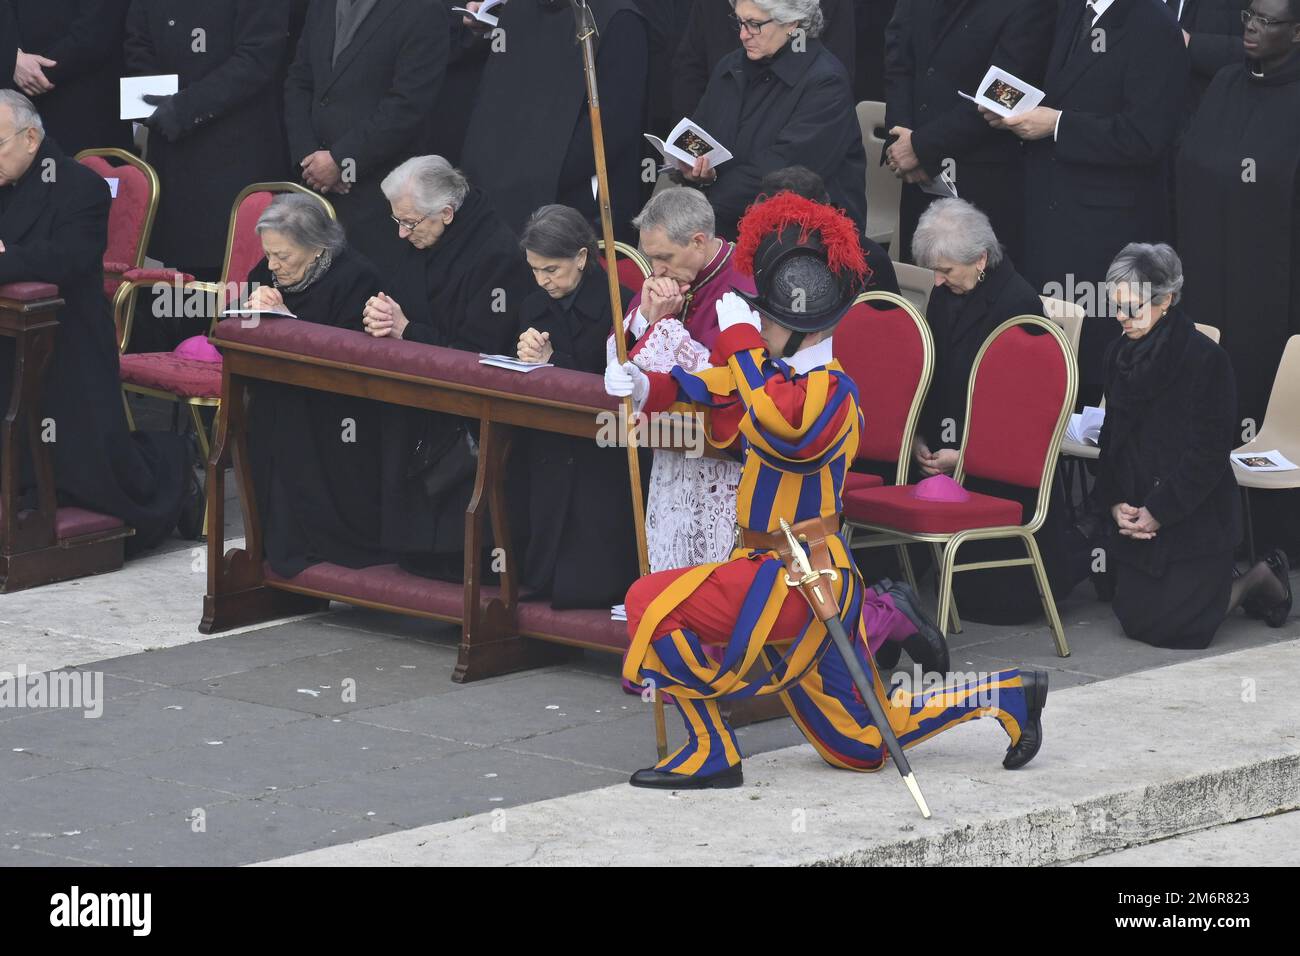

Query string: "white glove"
[[604, 359, 650, 406], [716, 291, 762, 333]]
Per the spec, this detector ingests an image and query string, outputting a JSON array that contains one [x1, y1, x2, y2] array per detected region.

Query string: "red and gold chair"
[[834, 290, 934, 582], [75, 148, 160, 304], [597, 239, 651, 290], [841, 315, 1077, 657]]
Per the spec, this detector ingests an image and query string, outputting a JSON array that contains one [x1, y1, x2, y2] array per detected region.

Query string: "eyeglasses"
[[391, 213, 429, 231], [729, 13, 774, 36], [0, 127, 30, 149], [1112, 297, 1152, 319], [1241, 9, 1297, 28]]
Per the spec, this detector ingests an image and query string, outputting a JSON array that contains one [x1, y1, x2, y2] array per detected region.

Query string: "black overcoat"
[[125, 0, 289, 273], [1180, 0, 1247, 107], [884, 0, 1054, 264], [1022, 0, 1189, 390], [0, 139, 186, 553], [284, 0, 448, 268]]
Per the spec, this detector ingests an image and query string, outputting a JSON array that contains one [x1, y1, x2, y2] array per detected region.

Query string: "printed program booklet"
[[959, 65, 1046, 118], [644, 118, 733, 170]]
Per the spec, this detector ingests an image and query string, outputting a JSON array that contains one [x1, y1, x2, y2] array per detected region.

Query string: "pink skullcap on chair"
[[172, 335, 222, 363], [910, 474, 971, 503]]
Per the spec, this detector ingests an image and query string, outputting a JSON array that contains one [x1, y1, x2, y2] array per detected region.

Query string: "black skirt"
[[1111, 550, 1232, 650]]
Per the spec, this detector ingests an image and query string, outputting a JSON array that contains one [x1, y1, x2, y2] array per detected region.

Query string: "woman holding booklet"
[[1094, 244, 1292, 647]]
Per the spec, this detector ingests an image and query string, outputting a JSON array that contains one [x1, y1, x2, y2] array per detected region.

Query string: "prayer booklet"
[[1066, 406, 1105, 446], [644, 118, 733, 170], [611, 604, 628, 622], [221, 307, 298, 319], [451, 0, 506, 28], [920, 170, 958, 199], [479, 354, 553, 373], [959, 66, 1046, 118], [120, 74, 179, 121], [1231, 450, 1298, 473]]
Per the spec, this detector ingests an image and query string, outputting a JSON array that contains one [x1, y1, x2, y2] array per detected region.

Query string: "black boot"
[[629, 764, 744, 790], [176, 433, 206, 541], [1003, 670, 1049, 770], [885, 580, 950, 675]]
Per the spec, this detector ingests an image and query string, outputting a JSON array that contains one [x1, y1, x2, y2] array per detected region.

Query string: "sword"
[[777, 519, 932, 819]]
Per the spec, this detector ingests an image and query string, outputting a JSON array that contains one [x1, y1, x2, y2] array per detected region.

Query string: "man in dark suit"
[[7, 1, 133, 155], [1174, 0, 1249, 108], [126, 0, 290, 282], [284, 0, 448, 268], [0, 90, 195, 551], [983, 0, 1189, 400], [884, 0, 1055, 263]]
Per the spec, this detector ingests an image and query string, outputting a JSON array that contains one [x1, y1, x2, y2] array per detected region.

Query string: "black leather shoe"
[[1003, 670, 1048, 770], [886, 581, 950, 675], [629, 763, 744, 790], [1263, 550, 1293, 628]]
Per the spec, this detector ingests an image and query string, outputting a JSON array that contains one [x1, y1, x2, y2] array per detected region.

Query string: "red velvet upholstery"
[[228, 192, 276, 285], [842, 483, 1022, 534], [123, 267, 195, 285], [598, 254, 648, 295], [834, 302, 926, 467], [843, 471, 884, 494], [963, 324, 1068, 488], [79, 156, 152, 271], [0, 504, 125, 539], [213, 318, 621, 412], [119, 353, 222, 399], [0, 282, 60, 302], [265, 562, 466, 618]]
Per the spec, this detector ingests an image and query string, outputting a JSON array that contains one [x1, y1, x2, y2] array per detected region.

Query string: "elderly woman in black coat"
[[243, 195, 387, 577], [909, 198, 1073, 624], [513, 205, 640, 609], [362, 156, 534, 580], [675, 0, 866, 239], [1096, 243, 1292, 648]]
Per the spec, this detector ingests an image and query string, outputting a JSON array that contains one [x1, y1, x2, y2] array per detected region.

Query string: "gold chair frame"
[[597, 238, 652, 280], [844, 315, 1079, 657]]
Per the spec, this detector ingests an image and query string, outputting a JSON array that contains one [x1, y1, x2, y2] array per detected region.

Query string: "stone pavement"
[[0, 435, 1296, 865]]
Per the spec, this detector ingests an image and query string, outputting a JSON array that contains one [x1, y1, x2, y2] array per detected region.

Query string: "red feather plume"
[[734, 192, 870, 285]]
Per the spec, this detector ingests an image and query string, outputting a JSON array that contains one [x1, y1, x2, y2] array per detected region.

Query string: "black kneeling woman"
[[244, 195, 387, 576], [514, 205, 640, 609], [1096, 244, 1292, 649]]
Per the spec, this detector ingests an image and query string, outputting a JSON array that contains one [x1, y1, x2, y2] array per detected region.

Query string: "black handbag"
[[406, 416, 479, 499]]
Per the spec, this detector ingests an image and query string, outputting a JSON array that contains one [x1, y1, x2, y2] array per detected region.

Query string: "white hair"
[[381, 155, 469, 216], [730, 0, 824, 37], [911, 198, 1004, 270], [631, 187, 716, 246], [1106, 243, 1184, 307], [0, 90, 44, 135]]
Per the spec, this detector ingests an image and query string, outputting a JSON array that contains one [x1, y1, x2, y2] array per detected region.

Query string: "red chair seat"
[[119, 353, 221, 399], [843, 471, 884, 493], [842, 483, 1023, 534]]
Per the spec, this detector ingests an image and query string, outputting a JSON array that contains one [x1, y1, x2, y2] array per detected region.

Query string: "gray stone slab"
[[175, 640, 460, 716], [0, 767, 229, 840], [0, 687, 307, 765], [1072, 810, 1300, 866], [0, 748, 83, 786], [23, 799, 401, 867], [268, 746, 625, 829], [343, 666, 631, 746], [0, 844, 104, 866], [104, 714, 468, 797]]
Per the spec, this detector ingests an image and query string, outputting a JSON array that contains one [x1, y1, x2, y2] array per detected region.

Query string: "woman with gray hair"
[[909, 198, 1073, 626], [361, 156, 534, 581], [674, 0, 866, 239], [242, 193, 389, 577], [1096, 243, 1291, 647]]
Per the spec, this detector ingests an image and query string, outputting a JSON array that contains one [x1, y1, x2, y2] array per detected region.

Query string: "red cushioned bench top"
[[213, 318, 620, 413], [263, 561, 628, 653], [0, 505, 126, 540]]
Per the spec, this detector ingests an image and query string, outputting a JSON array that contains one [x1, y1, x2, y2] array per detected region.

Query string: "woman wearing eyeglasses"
[[1176, 0, 1300, 563], [672, 0, 867, 240], [1095, 244, 1292, 648]]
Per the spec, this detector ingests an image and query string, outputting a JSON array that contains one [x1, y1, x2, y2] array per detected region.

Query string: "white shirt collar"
[[1089, 0, 1117, 22], [786, 337, 834, 375]]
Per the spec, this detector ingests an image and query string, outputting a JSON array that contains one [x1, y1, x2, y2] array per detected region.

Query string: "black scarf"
[[1110, 307, 1188, 408]]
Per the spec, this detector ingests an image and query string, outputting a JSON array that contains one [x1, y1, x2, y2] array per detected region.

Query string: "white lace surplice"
[[610, 316, 741, 573]]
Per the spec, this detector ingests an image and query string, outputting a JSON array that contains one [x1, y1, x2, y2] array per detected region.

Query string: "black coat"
[[125, 0, 289, 273], [515, 266, 640, 609], [378, 187, 532, 569], [1023, 0, 1189, 389], [691, 40, 868, 239], [428, 1, 490, 166], [672, 0, 857, 118], [0, 139, 186, 553], [247, 246, 389, 576], [853, 0, 898, 102], [884, 0, 1055, 264], [459, 0, 647, 241], [1177, 53, 1300, 429], [1096, 308, 1241, 576], [11, 0, 133, 155], [1180, 0, 1247, 107], [636, 0, 692, 137], [284, 0, 448, 268], [0, 4, 15, 88], [918, 258, 1071, 623]]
